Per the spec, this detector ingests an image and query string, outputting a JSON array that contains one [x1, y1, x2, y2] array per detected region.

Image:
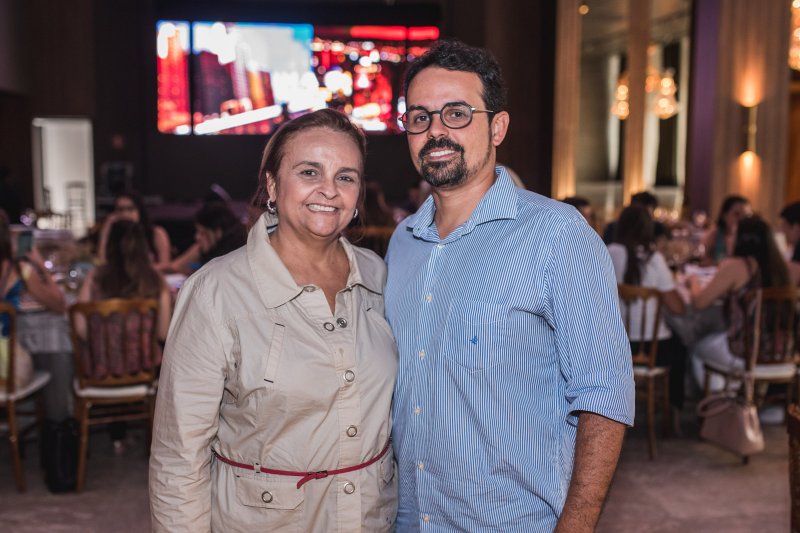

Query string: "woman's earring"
[[266, 199, 277, 215], [353, 208, 359, 220]]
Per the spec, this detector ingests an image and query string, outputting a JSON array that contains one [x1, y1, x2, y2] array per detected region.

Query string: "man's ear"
[[490, 111, 510, 147]]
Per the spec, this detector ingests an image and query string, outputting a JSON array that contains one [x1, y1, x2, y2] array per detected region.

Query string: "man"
[[384, 40, 635, 532]]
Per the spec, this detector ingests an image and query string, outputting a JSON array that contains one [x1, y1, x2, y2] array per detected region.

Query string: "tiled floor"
[[0, 414, 791, 532]]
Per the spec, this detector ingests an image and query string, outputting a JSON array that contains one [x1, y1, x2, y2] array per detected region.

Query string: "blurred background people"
[[0, 208, 66, 315], [701, 195, 751, 264], [76, 219, 172, 453], [604, 191, 670, 245], [358, 181, 396, 227], [98, 192, 172, 269], [162, 204, 247, 275], [779, 201, 800, 284], [561, 196, 595, 228], [608, 205, 687, 417], [688, 215, 791, 391]]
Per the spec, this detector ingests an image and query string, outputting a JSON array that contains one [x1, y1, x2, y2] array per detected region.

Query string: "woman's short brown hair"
[[251, 109, 368, 212]]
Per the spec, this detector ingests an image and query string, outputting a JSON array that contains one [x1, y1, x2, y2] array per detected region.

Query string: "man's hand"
[[554, 412, 626, 533]]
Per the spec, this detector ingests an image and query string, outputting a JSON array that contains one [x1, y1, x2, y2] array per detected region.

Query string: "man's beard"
[[418, 137, 492, 189]]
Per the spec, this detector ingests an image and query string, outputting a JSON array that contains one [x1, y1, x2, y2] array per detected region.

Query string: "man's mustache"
[[419, 138, 464, 160]]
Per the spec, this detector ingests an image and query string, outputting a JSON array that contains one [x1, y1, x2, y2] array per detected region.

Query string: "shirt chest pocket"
[[234, 317, 286, 390], [440, 299, 508, 372]]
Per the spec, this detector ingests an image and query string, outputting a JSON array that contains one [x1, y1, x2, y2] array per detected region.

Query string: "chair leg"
[[647, 377, 657, 460], [661, 373, 672, 438], [703, 367, 711, 398], [6, 400, 25, 492], [75, 399, 90, 493]]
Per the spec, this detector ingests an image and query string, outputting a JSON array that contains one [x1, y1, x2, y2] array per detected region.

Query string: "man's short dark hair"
[[630, 191, 658, 209], [404, 39, 507, 112]]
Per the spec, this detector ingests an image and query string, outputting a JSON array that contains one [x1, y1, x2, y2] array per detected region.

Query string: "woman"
[[0, 210, 66, 315], [150, 109, 398, 532], [689, 215, 792, 390], [608, 205, 686, 411], [779, 201, 800, 284], [98, 192, 172, 269], [1, 209, 66, 386], [701, 195, 751, 264], [76, 220, 171, 347], [162, 204, 247, 275], [76, 220, 172, 452]]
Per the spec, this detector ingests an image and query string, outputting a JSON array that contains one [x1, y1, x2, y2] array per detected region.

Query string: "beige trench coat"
[[149, 214, 398, 532]]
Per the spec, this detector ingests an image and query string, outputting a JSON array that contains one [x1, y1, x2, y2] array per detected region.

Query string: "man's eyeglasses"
[[400, 102, 495, 134]]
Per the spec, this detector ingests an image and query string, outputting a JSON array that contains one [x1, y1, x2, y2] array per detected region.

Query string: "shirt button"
[[425, 294, 432, 302], [323, 322, 335, 332], [303, 286, 316, 292], [336, 317, 348, 328], [436, 244, 444, 249], [423, 514, 430, 523], [418, 350, 425, 359], [346, 425, 358, 437], [414, 406, 421, 416], [261, 491, 273, 503], [417, 462, 424, 470], [343, 482, 356, 494], [344, 369, 355, 382]]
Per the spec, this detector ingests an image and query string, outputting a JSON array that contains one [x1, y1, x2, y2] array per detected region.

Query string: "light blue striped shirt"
[[384, 167, 635, 532]]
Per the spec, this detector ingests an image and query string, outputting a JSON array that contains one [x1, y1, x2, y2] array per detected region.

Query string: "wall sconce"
[[742, 104, 757, 154]]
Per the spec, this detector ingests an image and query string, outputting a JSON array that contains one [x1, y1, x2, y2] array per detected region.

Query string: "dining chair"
[[617, 284, 671, 459], [0, 302, 51, 492], [703, 287, 800, 406], [789, 403, 800, 533], [67, 298, 160, 492]]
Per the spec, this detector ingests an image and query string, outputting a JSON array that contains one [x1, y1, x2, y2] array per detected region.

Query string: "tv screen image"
[[155, 20, 439, 135], [156, 21, 191, 134], [311, 25, 438, 133]]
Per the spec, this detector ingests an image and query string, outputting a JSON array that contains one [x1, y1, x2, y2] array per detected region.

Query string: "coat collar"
[[247, 212, 382, 310]]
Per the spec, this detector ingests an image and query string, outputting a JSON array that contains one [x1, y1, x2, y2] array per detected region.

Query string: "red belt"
[[213, 439, 392, 489]]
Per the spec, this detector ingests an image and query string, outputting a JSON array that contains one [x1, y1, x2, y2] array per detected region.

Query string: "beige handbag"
[[696, 378, 764, 458]]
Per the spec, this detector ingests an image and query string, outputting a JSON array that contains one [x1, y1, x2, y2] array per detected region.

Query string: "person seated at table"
[[701, 195, 751, 265], [0, 209, 66, 315], [603, 191, 670, 245], [76, 219, 172, 452], [688, 215, 792, 391], [779, 201, 800, 284], [98, 192, 172, 269], [161, 204, 247, 275], [608, 205, 687, 414]]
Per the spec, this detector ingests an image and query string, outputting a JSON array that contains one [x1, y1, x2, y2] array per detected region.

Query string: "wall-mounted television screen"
[[156, 20, 439, 135]]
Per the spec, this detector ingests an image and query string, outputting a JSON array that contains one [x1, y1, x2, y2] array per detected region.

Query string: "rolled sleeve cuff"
[[566, 381, 635, 428]]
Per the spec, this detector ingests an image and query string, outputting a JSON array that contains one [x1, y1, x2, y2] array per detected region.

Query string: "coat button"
[[346, 425, 358, 437], [343, 482, 355, 494], [303, 286, 316, 292], [261, 491, 273, 503], [344, 369, 355, 382], [336, 317, 348, 328], [323, 322, 335, 331]]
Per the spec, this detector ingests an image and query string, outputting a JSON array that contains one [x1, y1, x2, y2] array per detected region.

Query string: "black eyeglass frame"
[[399, 102, 496, 134]]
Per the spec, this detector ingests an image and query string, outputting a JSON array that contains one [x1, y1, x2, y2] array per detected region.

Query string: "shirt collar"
[[406, 165, 519, 241], [247, 212, 382, 310]]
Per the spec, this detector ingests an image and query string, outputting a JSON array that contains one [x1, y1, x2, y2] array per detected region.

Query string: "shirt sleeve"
[[149, 276, 227, 533], [650, 252, 676, 292], [546, 218, 635, 427]]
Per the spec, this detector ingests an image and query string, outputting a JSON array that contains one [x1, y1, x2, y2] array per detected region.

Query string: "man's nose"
[[427, 112, 449, 137]]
